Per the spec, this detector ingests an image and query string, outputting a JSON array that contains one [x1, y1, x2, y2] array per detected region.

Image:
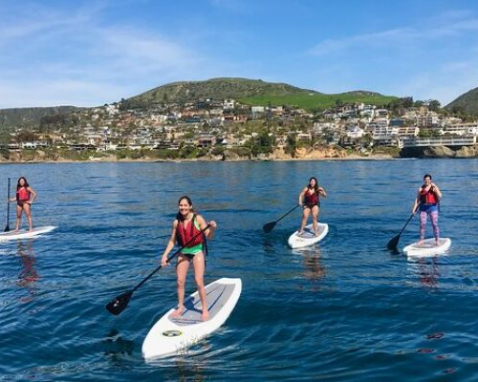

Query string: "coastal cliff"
[[0, 145, 353, 163], [400, 145, 478, 158]]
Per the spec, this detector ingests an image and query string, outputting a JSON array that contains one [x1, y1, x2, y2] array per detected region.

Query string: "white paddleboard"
[[0, 226, 56, 242], [403, 238, 451, 257], [142, 277, 242, 359], [288, 223, 328, 249]]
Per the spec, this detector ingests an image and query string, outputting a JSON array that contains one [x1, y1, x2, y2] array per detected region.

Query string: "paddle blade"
[[387, 235, 400, 250], [106, 290, 133, 316], [4, 225, 9, 232], [262, 221, 276, 233]]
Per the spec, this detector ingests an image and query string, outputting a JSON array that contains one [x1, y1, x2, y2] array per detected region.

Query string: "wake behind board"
[[142, 278, 242, 359], [0, 226, 56, 242], [288, 223, 328, 249], [403, 238, 451, 257]]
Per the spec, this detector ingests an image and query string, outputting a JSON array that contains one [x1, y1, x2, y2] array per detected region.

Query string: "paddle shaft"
[[274, 204, 300, 224], [5, 178, 10, 232], [131, 223, 211, 293], [398, 206, 422, 236], [397, 212, 415, 237]]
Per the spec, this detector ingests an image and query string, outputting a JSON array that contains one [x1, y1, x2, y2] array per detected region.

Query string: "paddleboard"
[[142, 277, 242, 359], [288, 223, 328, 249], [403, 238, 451, 257], [0, 226, 56, 242]]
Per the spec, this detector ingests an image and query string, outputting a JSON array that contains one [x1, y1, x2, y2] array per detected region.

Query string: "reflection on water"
[[292, 246, 326, 283], [302, 247, 326, 281], [408, 256, 440, 288], [16, 239, 40, 302], [103, 329, 135, 360], [175, 357, 207, 382]]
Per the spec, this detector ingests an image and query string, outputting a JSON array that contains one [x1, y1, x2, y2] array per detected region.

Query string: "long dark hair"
[[176, 195, 194, 221], [308, 177, 319, 193], [16, 177, 29, 191]]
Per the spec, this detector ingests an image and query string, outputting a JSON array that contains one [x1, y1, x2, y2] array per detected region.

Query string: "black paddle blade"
[[387, 235, 400, 250], [262, 221, 276, 233], [106, 290, 133, 316], [4, 225, 9, 232]]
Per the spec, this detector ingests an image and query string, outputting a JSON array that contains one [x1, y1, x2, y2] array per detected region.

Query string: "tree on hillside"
[[16, 131, 38, 143], [285, 134, 297, 157], [388, 97, 414, 115], [428, 100, 441, 112]]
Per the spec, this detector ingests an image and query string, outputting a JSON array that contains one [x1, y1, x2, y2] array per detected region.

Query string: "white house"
[[345, 126, 365, 139]]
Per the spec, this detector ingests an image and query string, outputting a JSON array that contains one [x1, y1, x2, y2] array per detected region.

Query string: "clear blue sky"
[[1, 0, 478, 108]]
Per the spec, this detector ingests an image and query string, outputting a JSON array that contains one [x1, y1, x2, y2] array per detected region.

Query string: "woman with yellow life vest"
[[8, 177, 37, 231], [412, 174, 442, 246], [161, 196, 217, 321], [298, 177, 327, 237]]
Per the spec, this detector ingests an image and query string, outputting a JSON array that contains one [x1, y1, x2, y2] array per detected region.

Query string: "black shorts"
[[304, 202, 320, 209]]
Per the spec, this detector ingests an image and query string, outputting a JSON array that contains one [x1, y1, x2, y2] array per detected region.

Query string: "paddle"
[[4, 178, 10, 232], [263, 204, 300, 233], [387, 208, 419, 250], [106, 223, 211, 316]]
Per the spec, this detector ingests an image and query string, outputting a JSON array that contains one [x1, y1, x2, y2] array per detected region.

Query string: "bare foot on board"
[[170, 306, 185, 318], [201, 310, 210, 321]]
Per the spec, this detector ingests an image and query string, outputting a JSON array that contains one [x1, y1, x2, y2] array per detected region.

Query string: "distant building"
[[223, 99, 235, 110], [196, 134, 216, 148], [345, 126, 365, 139]]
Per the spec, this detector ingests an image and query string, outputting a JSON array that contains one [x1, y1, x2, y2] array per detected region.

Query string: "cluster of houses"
[[316, 103, 478, 148], [3, 99, 478, 153]]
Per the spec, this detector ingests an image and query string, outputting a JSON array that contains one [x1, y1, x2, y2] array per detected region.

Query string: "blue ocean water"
[[0, 159, 478, 381]]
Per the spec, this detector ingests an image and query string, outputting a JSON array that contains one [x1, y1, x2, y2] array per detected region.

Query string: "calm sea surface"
[[1, 159, 478, 381]]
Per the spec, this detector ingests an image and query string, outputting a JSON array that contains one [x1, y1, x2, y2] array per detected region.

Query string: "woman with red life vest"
[[161, 196, 217, 321], [412, 174, 442, 246], [298, 177, 327, 236], [8, 177, 37, 232]]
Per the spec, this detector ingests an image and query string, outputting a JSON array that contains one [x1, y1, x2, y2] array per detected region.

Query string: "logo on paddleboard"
[[162, 330, 182, 337]]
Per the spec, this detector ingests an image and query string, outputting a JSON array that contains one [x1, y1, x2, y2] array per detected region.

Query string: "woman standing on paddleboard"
[[298, 177, 327, 237], [9, 177, 37, 232], [412, 174, 442, 246], [161, 196, 217, 321]]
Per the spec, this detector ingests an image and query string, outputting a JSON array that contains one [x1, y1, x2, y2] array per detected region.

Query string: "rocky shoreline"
[[1, 144, 477, 163], [0, 146, 399, 163], [399, 144, 478, 158]]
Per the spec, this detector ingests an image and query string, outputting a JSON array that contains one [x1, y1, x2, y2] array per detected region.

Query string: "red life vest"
[[17, 187, 30, 202], [420, 186, 438, 205], [176, 215, 204, 248], [304, 188, 319, 206]]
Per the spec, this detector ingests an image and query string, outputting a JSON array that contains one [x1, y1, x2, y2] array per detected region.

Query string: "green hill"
[[0, 106, 80, 129], [0, 78, 398, 131], [128, 77, 321, 105], [446, 87, 478, 116], [241, 91, 396, 111], [127, 77, 396, 110]]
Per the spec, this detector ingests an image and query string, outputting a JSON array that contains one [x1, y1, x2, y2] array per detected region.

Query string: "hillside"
[[446, 87, 478, 116], [127, 77, 321, 105], [240, 91, 396, 111], [0, 78, 397, 130], [127, 77, 395, 110], [0, 106, 81, 129]]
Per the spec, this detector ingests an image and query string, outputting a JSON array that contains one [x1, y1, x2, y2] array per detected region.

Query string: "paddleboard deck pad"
[[403, 238, 451, 257], [142, 277, 242, 359], [288, 223, 328, 249], [0, 226, 56, 242]]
